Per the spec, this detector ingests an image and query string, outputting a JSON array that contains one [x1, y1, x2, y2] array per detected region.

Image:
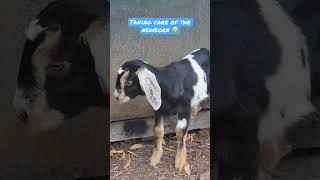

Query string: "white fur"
[[190, 48, 201, 54], [17, 30, 64, 126], [13, 88, 30, 115], [83, 21, 109, 94], [13, 88, 65, 129], [176, 118, 187, 129], [117, 67, 124, 74], [257, 0, 314, 142], [180, 49, 201, 61], [184, 54, 208, 107], [114, 89, 130, 104], [25, 19, 47, 41]]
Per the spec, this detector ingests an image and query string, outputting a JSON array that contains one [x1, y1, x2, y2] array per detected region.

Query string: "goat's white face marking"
[[114, 89, 130, 104], [25, 19, 47, 41], [117, 67, 124, 75], [32, 30, 61, 85], [13, 88, 65, 131], [184, 54, 208, 107], [114, 70, 131, 104], [176, 118, 187, 129], [257, 0, 314, 143], [14, 29, 66, 130]]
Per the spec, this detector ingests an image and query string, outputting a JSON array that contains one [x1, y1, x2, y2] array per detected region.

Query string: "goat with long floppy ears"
[[114, 48, 210, 173]]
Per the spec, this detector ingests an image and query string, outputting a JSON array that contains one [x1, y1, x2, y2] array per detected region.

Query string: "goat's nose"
[[114, 90, 120, 100]]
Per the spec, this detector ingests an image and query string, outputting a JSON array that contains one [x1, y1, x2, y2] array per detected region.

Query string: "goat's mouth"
[[114, 90, 130, 104], [115, 95, 130, 104]]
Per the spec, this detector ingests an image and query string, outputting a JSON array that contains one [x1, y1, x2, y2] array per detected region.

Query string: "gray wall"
[[0, 0, 107, 178], [110, 0, 210, 121]]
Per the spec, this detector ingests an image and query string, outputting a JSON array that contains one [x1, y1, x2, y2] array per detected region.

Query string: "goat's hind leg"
[[175, 110, 191, 173], [189, 105, 202, 131], [150, 113, 164, 166], [191, 105, 201, 120]]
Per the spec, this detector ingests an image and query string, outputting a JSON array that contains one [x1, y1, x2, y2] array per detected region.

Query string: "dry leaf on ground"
[[122, 155, 132, 170], [127, 150, 138, 157], [129, 144, 144, 150], [110, 149, 124, 155]]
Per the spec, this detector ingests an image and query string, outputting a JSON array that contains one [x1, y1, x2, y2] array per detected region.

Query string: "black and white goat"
[[114, 48, 210, 172], [13, 0, 109, 132], [213, 0, 320, 179]]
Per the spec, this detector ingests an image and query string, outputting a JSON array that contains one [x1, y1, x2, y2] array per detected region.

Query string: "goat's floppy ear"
[[136, 67, 161, 111]]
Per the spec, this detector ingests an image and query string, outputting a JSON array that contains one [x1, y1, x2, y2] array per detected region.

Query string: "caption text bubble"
[[128, 18, 193, 35]]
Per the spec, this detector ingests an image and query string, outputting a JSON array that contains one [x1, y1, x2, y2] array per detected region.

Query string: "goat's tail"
[[213, 111, 260, 180]]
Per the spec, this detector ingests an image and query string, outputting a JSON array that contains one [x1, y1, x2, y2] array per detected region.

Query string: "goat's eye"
[[125, 80, 132, 86], [47, 61, 72, 78]]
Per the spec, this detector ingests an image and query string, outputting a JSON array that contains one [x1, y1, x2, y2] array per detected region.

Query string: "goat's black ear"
[[135, 67, 162, 110]]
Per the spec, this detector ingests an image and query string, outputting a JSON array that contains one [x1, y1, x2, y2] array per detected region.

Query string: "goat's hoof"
[[175, 159, 191, 175], [150, 149, 163, 166]]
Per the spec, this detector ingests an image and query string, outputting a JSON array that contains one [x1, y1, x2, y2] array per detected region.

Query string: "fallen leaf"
[[127, 150, 138, 157], [123, 155, 131, 170], [122, 151, 126, 159], [110, 149, 124, 155], [129, 144, 144, 150]]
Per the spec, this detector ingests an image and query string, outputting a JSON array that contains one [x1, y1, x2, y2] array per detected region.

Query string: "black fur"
[[213, 0, 281, 179], [212, 0, 320, 179], [290, 0, 320, 105]]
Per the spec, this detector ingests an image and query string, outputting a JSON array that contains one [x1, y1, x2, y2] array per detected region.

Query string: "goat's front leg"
[[175, 109, 191, 173], [150, 112, 164, 166], [259, 138, 292, 180]]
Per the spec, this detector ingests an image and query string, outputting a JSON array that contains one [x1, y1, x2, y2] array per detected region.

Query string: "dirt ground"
[[110, 129, 210, 180]]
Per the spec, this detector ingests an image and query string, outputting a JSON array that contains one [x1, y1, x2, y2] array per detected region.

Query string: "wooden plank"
[[110, 110, 210, 142], [110, 98, 210, 122]]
